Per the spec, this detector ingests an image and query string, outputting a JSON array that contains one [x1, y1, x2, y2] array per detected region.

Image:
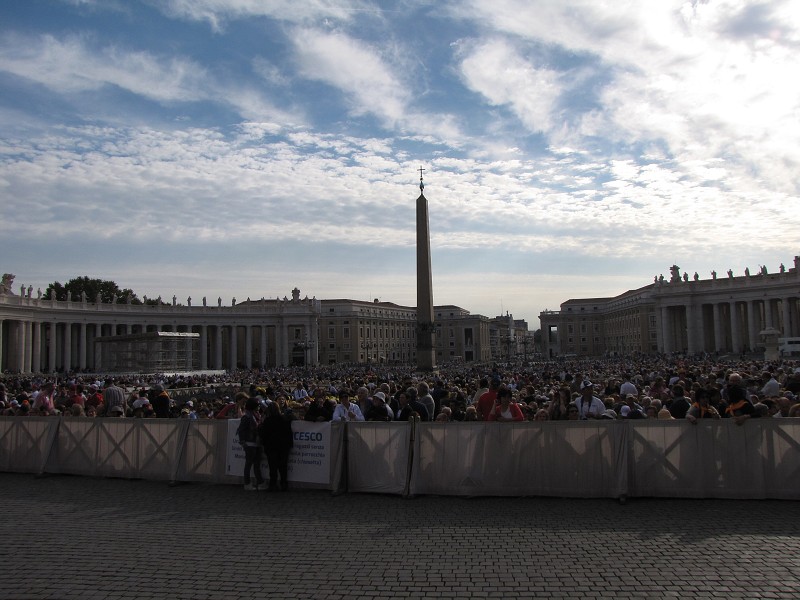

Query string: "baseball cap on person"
[[580, 380, 593, 390], [373, 391, 386, 402]]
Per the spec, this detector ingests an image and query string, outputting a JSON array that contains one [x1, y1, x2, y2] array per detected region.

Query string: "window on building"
[[328, 327, 335, 339]]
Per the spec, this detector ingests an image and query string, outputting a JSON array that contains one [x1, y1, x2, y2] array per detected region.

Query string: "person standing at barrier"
[[576, 381, 604, 419], [396, 388, 429, 421], [725, 383, 755, 425], [304, 388, 333, 422], [685, 389, 720, 423], [102, 379, 127, 417], [258, 400, 293, 492], [31, 381, 56, 415], [667, 385, 691, 419], [548, 386, 572, 421], [333, 389, 365, 421], [417, 382, 436, 421], [365, 391, 393, 421], [476, 377, 501, 421], [487, 387, 524, 422], [237, 397, 264, 491]]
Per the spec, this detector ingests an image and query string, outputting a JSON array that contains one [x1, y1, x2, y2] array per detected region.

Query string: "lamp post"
[[360, 341, 376, 364], [505, 335, 516, 363], [294, 337, 316, 367], [520, 336, 532, 363]]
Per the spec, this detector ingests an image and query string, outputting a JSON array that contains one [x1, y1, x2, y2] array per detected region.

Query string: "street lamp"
[[505, 335, 516, 363], [294, 337, 316, 367], [360, 341, 376, 363], [520, 336, 532, 363]]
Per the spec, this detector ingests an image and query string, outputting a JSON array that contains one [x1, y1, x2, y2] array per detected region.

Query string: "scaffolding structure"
[[96, 331, 200, 373]]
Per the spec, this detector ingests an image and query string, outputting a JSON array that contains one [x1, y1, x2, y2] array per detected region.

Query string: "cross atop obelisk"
[[415, 166, 436, 372]]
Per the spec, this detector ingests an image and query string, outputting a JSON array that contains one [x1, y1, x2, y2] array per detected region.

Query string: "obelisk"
[[416, 166, 436, 372]]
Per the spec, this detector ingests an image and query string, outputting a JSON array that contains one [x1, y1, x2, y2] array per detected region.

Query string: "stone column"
[[712, 303, 723, 353], [686, 303, 699, 354], [747, 300, 757, 352], [49, 321, 58, 373], [79, 322, 87, 371], [729, 302, 741, 354], [0, 320, 4, 372], [260, 326, 268, 369], [23, 320, 32, 373], [229, 324, 238, 370], [245, 325, 252, 369], [93, 323, 103, 369], [764, 298, 774, 329], [214, 325, 223, 370], [32, 321, 42, 373], [280, 322, 290, 366], [63, 322, 72, 372], [200, 325, 208, 370], [781, 297, 792, 337]]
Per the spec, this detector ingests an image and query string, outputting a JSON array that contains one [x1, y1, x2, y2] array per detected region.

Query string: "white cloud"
[[0, 33, 302, 125], [158, 0, 376, 31], [0, 33, 205, 101], [458, 38, 564, 134], [291, 27, 409, 126]]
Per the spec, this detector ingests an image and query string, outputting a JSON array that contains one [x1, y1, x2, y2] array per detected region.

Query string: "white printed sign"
[[226, 419, 331, 485]]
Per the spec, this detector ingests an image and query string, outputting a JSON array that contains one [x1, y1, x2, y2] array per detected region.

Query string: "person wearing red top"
[[487, 388, 524, 422], [476, 378, 500, 421]]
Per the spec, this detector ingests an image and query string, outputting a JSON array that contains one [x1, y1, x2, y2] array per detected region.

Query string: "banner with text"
[[226, 420, 331, 485]]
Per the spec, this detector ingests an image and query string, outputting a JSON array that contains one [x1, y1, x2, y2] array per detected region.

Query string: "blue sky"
[[1, 0, 799, 327]]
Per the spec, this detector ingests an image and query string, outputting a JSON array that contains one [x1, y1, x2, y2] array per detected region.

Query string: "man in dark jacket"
[[668, 385, 691, 419]]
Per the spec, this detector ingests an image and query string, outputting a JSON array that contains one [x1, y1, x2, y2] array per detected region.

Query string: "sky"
[[1, 0, 799, 328]]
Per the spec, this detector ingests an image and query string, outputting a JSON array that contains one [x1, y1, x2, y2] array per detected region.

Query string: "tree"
[[45, 277, 140, 304]]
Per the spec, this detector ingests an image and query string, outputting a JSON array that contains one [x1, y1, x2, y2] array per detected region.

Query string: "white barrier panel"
[[762, 421, 800, 499], [410, 422, 628, 498], [0, 417, 57, 474], [347, 422, 411, 495], [224, 421, 334, 485], [630, 420, 800, 499], [178, 420, 229, 483], [2, 417, 798, 498]]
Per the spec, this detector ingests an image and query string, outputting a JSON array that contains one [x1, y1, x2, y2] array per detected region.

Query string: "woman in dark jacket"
[[258, 401, 294, 491], [238, 397, 263, 491]]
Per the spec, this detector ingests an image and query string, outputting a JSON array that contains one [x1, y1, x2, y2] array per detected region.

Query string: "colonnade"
[[659, 296, 800, 354], [0, 293, 321, 373]]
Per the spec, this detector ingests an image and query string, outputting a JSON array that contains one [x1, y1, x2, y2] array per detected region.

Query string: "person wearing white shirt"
[[332, 390, 365, 422], [576, 380, 605, 420], [293, 382, 309, 401], [619, 376, 638, 398]]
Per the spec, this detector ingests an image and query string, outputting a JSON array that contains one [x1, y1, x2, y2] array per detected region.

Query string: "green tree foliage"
[[44, 277, 140, 304]]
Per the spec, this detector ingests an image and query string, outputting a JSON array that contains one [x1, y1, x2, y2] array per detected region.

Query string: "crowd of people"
[[2, 356, 800, 425], [4, 355, 799, 491]]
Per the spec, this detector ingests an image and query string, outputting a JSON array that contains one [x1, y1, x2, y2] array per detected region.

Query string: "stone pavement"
[[2, 473, 800, 599]]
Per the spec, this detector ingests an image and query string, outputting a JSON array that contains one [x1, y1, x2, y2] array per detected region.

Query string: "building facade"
[[540, 257, 800, 357], [0, 278, 500, 373]]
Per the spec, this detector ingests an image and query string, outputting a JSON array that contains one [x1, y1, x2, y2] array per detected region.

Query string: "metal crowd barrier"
[[1, 417, 798, 499]]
